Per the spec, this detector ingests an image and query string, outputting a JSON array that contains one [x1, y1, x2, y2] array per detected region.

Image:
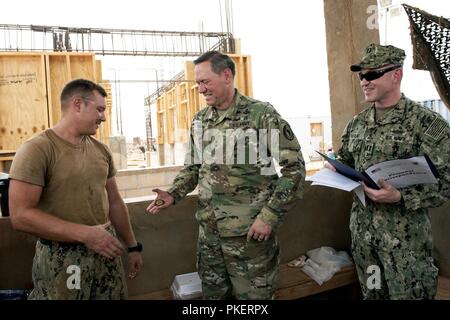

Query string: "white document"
[[307, 156, 438, 207], [307, 168, 366, 206], [364, 156, 438, 189]]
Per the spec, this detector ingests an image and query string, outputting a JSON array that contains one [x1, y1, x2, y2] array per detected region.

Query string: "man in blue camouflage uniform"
[[147, 51, 305, 299], [332, 43, 450, 299]]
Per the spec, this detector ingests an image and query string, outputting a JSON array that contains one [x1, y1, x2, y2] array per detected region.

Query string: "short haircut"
[[60, 79, 107, 108], [193, 51, 235, 77]]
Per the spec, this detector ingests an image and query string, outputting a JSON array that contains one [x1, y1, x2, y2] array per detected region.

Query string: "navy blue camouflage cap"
[[350, 43, 406, 72]]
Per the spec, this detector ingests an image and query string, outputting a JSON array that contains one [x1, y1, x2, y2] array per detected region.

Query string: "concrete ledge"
[[116, 165, 183, 176], [116, 165, 183, 198]]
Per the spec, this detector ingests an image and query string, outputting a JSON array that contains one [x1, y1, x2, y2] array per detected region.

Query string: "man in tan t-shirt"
[[8, 79, 143, 299]]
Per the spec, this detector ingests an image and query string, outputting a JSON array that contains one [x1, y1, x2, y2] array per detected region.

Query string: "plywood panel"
[[46, 54, 70, 126], [1, 52, 111, 153], [229, 54, 252, 97], [176, 83, 189, 143], [184, 61, 195, 81], [47, 53, 110, 145], [188, 84, 205, 121], [95, 60, 103, 81], [156, 96, 165, 145], [96, 80, 113, 146], [166, 88, 176, 144], [70, 54, 96, 81], [0, 53, 48, 151]]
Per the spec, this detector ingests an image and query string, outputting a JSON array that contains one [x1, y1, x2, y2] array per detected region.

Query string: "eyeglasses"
[[358, 65, 401, 81]]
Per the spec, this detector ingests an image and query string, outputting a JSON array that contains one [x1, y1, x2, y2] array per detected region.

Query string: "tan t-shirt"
[[9, 129, 116, 225]]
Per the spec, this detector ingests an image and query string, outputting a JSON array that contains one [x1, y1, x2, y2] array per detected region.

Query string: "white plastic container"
[[170, 272, 202, 300]]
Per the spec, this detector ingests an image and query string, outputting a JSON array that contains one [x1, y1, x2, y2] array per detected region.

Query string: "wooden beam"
[[323, 0, 380, 150], [275, 264, 357, 299], [128, 263, 358, 300], [436, 276, 450, 300]]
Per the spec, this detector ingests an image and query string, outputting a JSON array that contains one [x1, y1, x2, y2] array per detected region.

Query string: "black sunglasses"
[[358, 65, 401, 81]]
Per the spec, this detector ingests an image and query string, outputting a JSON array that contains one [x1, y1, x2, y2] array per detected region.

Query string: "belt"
[[38, 238, 81, 248]]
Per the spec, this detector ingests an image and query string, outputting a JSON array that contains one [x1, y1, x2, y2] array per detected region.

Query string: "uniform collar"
[[204, 89, 245, 123], [366, 93, 407, 127]]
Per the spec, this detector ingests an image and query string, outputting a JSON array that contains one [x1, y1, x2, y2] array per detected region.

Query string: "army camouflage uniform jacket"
[[167, 90, 306, 237], [337, 94, 450, 247]]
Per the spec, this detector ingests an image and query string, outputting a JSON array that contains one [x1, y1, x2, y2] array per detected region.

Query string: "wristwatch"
[[128, 242, 143, 253]]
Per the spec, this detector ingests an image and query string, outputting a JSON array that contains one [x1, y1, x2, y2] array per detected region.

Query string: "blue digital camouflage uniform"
[[167, 90, 306, 299], [338, 95, 450, 299]]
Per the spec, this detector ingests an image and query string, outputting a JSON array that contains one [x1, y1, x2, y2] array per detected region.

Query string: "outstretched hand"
[[146, 188, 174, 214]]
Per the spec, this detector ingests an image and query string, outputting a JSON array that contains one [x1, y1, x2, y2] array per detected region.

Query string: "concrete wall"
[[115, 165, 182, 199], [1, 183, 448, 297], [109, 135, 128, 170]]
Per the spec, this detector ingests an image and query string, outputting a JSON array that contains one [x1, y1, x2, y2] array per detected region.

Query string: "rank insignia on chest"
[[229, 120, 251, 128]]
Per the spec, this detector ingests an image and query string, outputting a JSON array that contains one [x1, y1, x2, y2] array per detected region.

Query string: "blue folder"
[[316, 151, 380, 190]]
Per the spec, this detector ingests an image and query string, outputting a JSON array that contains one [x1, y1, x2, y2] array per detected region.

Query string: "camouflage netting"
[[403, 4, 450, 111]]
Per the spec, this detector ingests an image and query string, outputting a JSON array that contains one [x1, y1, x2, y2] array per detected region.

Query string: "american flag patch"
[[425, 117, 448, 140]]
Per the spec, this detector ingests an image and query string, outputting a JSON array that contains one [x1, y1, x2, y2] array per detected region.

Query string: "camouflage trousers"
[[28, 240, 127, 300], [350, 205, 438, 299], [197, 222, 280, 300]]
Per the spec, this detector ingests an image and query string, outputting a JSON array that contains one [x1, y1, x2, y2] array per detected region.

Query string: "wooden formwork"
[[156, 96, 165, 145], [155, 54, 252, 146], [46, 52, 99, 127], [0, 53, 48, 152], [0, 52, 112, 160], [98, 80, 113, 144]]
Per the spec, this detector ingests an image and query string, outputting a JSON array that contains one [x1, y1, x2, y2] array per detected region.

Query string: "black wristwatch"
[[128, 242, 143, 253]]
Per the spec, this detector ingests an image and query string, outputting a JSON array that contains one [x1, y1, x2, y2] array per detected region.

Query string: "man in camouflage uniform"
[[9, 79, 143, 299], [147, 51, 305, 299], [334, 43, 450, 299]]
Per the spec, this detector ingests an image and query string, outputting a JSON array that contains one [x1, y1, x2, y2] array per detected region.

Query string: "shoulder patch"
[[425, 116, 448, 140], [283, 124, 295, 141]]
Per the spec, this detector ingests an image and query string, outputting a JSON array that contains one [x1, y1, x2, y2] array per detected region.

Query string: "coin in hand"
[[154, 199, 165, 206]]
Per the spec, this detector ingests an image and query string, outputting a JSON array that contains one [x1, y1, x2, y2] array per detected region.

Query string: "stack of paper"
[[306, 168, 366, 206]]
